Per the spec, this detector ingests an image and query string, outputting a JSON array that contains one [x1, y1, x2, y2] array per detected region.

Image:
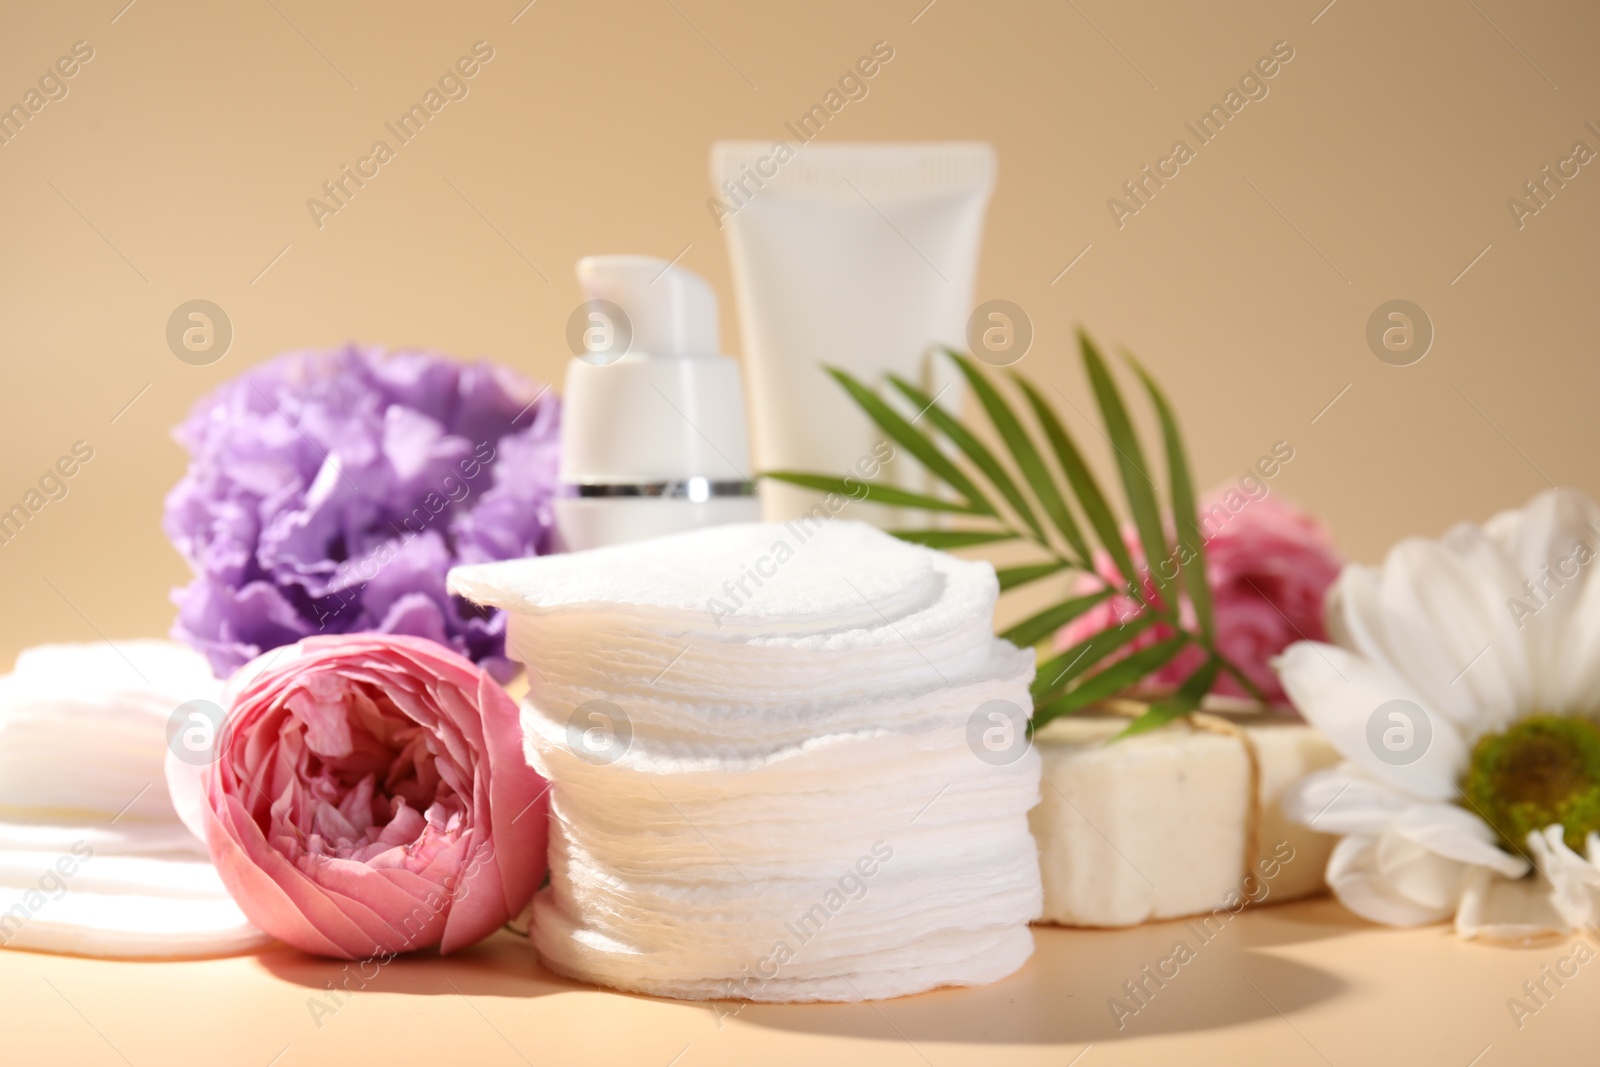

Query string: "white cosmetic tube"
[[712, 142, 996, 522]]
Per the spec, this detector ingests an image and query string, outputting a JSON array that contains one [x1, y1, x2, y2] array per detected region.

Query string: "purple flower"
[[164, 345, 560, 680]]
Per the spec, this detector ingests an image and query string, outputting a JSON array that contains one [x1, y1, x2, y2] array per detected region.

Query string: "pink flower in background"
[[1054, 491, 1343, 705], [167, 634, 547, 959]]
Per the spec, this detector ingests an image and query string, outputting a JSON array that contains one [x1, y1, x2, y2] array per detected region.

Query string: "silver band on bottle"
[[568, 478, 757, 501]]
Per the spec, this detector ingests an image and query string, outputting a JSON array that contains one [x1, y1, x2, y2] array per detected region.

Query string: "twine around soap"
[[1101, 699, 1265, 888]]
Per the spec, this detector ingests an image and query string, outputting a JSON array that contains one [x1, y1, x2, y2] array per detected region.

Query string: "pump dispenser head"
[[577, 255, 720, 357], [554, 255, 760, 552]]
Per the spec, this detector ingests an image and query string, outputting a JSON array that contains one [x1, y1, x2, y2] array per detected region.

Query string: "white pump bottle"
[[553, 255, 760, 551]]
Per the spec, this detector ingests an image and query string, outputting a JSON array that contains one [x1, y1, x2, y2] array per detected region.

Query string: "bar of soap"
[[1030, 716, 1338, 927]]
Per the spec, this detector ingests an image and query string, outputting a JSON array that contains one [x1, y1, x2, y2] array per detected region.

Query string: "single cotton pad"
[[450, 520, 945, 634], [448, 520, 1045, 1002], [455, 521, 1002, 710], [0, 834, 266, 958]]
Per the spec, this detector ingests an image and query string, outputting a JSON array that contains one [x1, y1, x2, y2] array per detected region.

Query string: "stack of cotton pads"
[[0, 641, 267, 957], [449, 520, 1042, 1002]]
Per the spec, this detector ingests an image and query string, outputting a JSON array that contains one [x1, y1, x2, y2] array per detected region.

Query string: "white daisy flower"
[[1280, 488, 1600, 942]]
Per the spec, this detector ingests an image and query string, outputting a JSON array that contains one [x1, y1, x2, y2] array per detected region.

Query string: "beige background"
[[1, 0, 1597, 665]]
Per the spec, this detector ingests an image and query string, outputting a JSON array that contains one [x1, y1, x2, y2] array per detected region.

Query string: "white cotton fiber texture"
[[0, 641, 268, 958], [449, 520, 1044, 1001]]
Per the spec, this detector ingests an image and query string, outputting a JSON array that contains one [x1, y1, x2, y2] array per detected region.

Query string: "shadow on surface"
[[733, 903, 1361, 1045], [254, 899, 1364, 1044], [255, 929, 582, 999], [1215, 892, 1376, 948]]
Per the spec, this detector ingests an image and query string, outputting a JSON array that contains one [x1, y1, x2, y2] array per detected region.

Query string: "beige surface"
[[2, 0, 1598, 661], [0, 898, 1586, 1065]]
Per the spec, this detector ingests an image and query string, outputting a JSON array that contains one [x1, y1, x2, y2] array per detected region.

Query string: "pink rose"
[[1054, 491, 1342, 705], [167, 634, 547, 958]]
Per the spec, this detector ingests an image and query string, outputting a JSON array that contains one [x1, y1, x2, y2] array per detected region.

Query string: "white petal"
[[1276, 642, 1468, 802], [1281, 765, 1412, 836], [1483, 487, 1600, 577], [163, 747, 210, 847], [1326, 832, 1460, 926], [1322, 577, 1355, 650], [1554, 572, 1600, 716], [1484, 488, 1600, 713], [1333, 540, 1518, 736], [1482, 491, 1535, 549], [1527, 825, 1600, 928], [1377, 533, 1531, 734], [1375, 825, 1470, 910], [1455, 865, 1570, 943], [1391, 803, 1527, 879]]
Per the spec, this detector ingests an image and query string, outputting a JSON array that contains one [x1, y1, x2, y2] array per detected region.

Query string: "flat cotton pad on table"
[[449, 520, 1043, 1002]]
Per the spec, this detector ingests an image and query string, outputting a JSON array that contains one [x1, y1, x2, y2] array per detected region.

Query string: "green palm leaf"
[[1116, 656, 1222, 739], [773, 331, 1255, 737], [1012, 374, 1138, 591], [888, 528, 1017, 549], [1000, 589, 1112, 648], [946, 351, 1094, 563], [1079, 333, 1174, 611], [824, 366, 995, 516], [1128, 354, 1214, 642], [1030, 611, 1157, 705], [996, 560, 1071, 592], [1031, 635, 1189, 730], [762, 472, 987, 516], [885, 373, 1047, 544]]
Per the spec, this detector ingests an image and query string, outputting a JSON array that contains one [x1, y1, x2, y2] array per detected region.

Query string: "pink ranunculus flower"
[[166, 633, 548, 958], [1054, 490, 1343, 705]]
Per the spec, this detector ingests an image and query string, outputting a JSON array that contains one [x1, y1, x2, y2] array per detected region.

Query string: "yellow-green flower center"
[[1460, 714, 1600, 854]]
